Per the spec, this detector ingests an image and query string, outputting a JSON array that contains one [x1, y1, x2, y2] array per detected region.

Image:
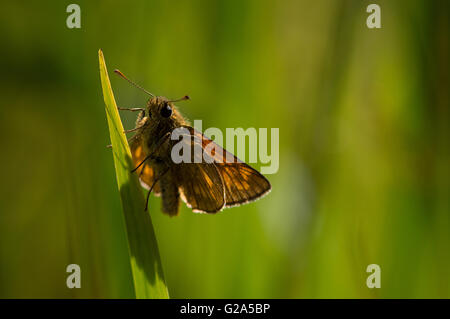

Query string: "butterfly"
[[115, 70, 271, 216]]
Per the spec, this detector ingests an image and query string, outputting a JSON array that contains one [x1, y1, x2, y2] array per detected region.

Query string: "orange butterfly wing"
[[174, 162, 225, 213], [129, 135, 161, 195], [179, 126, 271, 208]]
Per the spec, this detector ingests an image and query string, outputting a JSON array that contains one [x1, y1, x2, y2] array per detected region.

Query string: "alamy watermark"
[[66, 4, 81, 29], [366, 264, 381, 288], [66, 264, 81, 288], [366, 4, 381, 29], [169, 120, 279, 174]]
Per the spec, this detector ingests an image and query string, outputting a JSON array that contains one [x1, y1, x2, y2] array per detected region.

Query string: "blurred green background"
[[0, 0, 448, 298]]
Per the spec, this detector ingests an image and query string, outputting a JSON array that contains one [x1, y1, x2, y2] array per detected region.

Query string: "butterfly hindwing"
[[174, 162, 225, 213], [129, 134, 161, 195]]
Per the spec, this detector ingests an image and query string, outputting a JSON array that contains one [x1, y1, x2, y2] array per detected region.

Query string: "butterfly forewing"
[[179, 126, 271, 207], [218, 162, 271, 206]]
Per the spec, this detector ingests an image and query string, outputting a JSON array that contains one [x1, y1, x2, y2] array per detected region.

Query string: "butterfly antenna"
[[168, 95, 190, 103], [114, 69, 154, 97]]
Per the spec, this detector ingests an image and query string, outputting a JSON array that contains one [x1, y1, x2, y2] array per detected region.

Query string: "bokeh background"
[[0, 0, 448, 298]]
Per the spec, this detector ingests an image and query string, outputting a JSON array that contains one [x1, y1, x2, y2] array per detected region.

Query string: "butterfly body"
[[124, 93, 271, 216], [132, 97, 184, 215]]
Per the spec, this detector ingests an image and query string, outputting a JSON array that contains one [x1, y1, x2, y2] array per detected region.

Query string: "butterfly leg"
[[131, 132, 171, 173], [145, 166, 170, 211], [117, 107, 145, 112], [139, 163, 147, 177], [106, 134, 137, 148], [124, 125, 146, 134]]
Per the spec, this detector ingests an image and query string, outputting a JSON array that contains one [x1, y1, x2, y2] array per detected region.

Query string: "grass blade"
[[98, 49, 169, 299]]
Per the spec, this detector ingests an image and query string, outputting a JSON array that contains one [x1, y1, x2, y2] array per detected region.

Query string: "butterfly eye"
[[160, 103, 172, 118]]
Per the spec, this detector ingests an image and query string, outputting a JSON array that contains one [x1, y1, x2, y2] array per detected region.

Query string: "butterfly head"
[[146, 95, 189, 121], [113, 69, 189, 125]]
